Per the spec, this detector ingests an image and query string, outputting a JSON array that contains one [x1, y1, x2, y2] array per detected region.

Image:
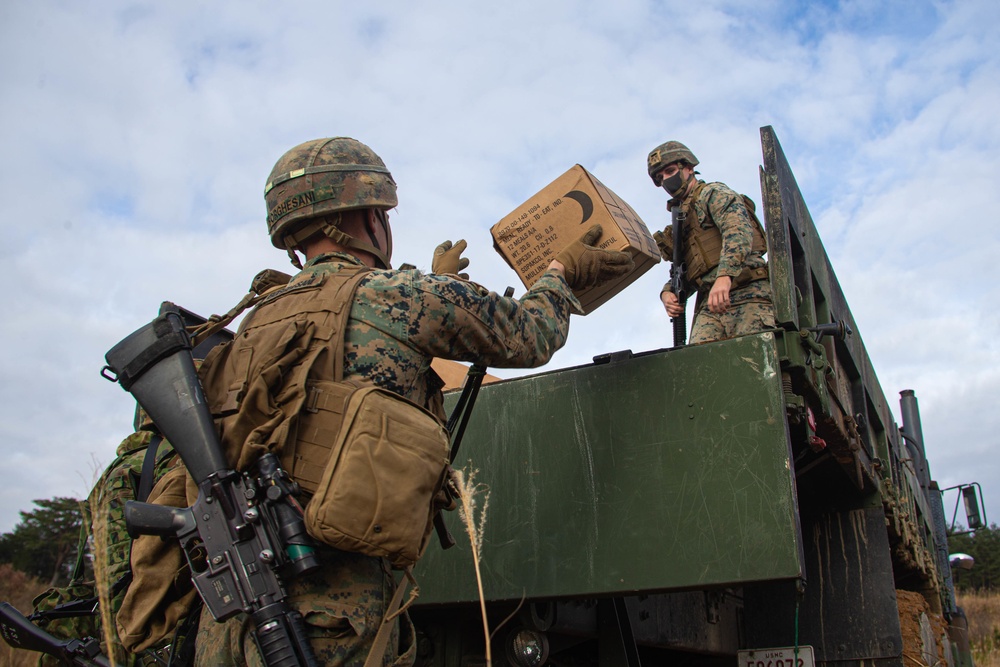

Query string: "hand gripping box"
[[490, 165, 660, 312]]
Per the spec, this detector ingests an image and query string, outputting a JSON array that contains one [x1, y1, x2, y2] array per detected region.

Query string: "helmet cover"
[[647, 140, 699, 186], [265, 137, 397, 249]]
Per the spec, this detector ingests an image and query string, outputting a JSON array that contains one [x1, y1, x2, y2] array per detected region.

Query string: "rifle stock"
[[103, 305, 319, 667], [103, 307, 226, 484]]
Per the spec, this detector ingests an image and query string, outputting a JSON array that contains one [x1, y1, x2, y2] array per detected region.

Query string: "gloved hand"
[[432, 239, 470, 279], [652, 229, 673, 261], [554, 224, 634, 290]]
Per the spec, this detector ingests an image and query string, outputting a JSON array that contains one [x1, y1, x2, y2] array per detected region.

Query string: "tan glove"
[[432, 239, 470, 279], [652, 229, 673, 261], [554, 224, 634, 290]]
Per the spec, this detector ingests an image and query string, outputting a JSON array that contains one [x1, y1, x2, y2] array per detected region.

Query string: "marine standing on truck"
[[647, 140, 775, 344], [192, 137, 633, 666]]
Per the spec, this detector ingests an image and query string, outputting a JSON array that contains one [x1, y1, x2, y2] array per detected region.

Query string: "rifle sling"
[[137, 434, 164, 503]]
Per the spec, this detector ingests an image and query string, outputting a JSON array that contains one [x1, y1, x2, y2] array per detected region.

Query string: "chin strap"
[[283, 211, 392, 270]]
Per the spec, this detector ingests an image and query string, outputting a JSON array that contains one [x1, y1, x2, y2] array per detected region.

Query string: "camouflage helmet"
[[264, 137, 398, 250], [647, 140, 699, 186]]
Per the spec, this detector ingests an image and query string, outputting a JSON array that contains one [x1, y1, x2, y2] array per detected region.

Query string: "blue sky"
[[1, 0, 998, 536]]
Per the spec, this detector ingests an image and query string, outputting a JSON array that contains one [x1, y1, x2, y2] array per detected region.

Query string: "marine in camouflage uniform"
[[647, 140, 775, 344], [30, 425, 197, 667], [193, 137, 633, 666]]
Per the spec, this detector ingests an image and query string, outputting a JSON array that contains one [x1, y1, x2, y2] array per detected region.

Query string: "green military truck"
[[411, 126, 984, 667]]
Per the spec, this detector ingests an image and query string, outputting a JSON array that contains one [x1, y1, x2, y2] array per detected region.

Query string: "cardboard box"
[[431, 358, 501, 391], [491, 165, 660, 312]]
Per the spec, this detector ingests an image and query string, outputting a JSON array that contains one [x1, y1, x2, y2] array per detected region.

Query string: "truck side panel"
[[746, 505, 904, 665], [417, 332, 802, 604]]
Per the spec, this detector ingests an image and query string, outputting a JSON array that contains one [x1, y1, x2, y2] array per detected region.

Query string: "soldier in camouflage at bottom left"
[[30, 422, 199, 666], [190, 136, 633, 666]]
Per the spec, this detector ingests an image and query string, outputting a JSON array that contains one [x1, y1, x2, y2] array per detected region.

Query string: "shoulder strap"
[[332, 270, 371, 382], [741, 194, 769, 254], [68, 520, 91, 584], [688, 179, 709, 203], [679, 181, 709, 237], [364, 567, 419, 667], [137, 434, 164, 503], [681, 180, 714, 222], [189, 269, 293, 348]]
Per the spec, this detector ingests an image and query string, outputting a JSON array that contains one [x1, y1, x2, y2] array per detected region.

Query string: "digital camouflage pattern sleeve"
[[694, 181, 759, 281], [335, 257, 583, 408]]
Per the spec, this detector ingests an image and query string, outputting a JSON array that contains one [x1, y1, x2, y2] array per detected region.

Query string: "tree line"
[[1, 496, 999, 593], [948, 523, 1000, 591], [0, 497, 82, 587]]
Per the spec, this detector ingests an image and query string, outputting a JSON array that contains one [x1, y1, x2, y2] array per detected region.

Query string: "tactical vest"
[[679, 181, 769, 290], [198, 263, 372, 490], [198, 263, 452, 570]]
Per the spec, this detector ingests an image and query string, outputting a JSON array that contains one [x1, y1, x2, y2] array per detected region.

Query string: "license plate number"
[[738, 646, 815, 667]]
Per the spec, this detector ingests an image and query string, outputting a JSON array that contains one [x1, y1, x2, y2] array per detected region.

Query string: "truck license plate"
[[738, 646, 815, 667]]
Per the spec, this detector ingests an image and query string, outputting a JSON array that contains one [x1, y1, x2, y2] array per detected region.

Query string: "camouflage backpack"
[[30, 428, 200, 666]]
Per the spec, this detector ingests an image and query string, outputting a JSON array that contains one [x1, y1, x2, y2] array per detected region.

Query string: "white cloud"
[[2, 0, 999, 538]]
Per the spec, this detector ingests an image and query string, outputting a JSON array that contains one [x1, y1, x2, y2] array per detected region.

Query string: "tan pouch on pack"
[[117, 465, 198, 652], [303, 382, 450, 569]]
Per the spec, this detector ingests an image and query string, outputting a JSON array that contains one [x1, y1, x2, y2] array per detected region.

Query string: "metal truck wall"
[[758, 125, 917, 511], [754, 126, 946, 665], [416, 332, 804, 605], [745, 504, 904, 663], [761, 124, 940, 584]]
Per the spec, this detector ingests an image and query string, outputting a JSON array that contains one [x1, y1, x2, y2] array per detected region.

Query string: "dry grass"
[[959, 589, 1000, 667], [452, 466, 492, 666], [0, 563, 51, 667]]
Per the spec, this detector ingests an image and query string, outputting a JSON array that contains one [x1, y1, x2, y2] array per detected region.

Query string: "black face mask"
[[661, 170, 686, 197]]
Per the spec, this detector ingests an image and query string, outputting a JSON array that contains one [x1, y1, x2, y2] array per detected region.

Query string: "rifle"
[[669, 201, 688, 346], [101, 304, 320, 667], [0, 602, 110, 667]]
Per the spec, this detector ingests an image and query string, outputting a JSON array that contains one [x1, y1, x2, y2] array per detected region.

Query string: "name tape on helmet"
[[266, 183, 347, 227]]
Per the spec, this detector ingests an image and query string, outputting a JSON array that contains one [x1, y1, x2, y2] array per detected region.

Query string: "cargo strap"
[[364, 566, 418, 667]]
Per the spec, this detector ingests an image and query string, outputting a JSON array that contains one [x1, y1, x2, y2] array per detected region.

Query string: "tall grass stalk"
[[453, 466, 492, 666], [958, 589, 1000, 667], [90, 498, 119, 667]]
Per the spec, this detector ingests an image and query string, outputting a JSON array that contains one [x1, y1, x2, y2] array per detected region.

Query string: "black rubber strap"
[[116, 315, 190, 391], [137, 434, 164, 503]]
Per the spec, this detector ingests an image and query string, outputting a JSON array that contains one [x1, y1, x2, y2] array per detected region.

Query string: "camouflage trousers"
[[193, 547, 415, 666], [689, 298, 776, 345]]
